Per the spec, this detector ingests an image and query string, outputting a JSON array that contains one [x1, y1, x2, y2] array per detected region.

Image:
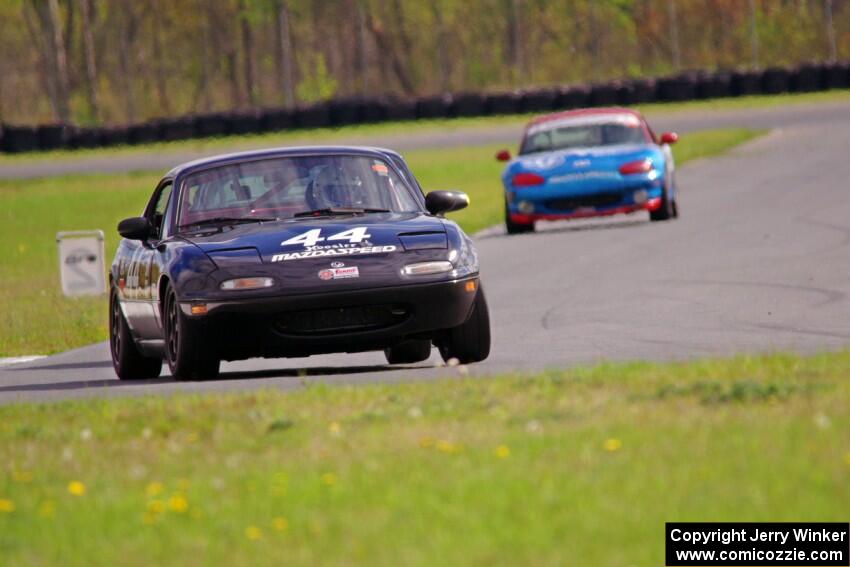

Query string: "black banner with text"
[[666, 523, 849, 566]]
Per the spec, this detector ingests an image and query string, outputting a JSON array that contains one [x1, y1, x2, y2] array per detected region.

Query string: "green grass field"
[[0, 128, 762, 357], [0, 351, 848, 566], [0, 89, 844, 164]]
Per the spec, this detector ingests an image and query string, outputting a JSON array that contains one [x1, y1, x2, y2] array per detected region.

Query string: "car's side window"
[[149, 182, 173, 240]]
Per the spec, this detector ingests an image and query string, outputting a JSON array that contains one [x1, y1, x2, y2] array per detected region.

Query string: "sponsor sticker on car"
[[318, 266, 360, 280]]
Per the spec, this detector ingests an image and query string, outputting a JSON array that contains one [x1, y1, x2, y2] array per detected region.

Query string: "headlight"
[[220, 277, 274, 290], [401, 261, 453, 276]]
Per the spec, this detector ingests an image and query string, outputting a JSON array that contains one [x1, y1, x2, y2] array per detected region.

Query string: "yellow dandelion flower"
[[328, 422, 342, 436], [38, 500, 55, 519], [145, 482, 163, 497], [0, 499, 14, 513], [147, 500, 164, 514], [603, 438, 622, 452], [12, 470, 33, 483], [320, 473, 337, 486], [418, 436, 435, 448], [436, 440, 460, 454], [272, 517, 289, 531], [245, 525, 263, 540], [167, 495, 188, 513], [494, 445, 511, 459], [67, 481, 86, 496]]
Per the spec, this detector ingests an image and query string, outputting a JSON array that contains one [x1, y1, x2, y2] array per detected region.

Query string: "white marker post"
[[56, 230, 106, 297]]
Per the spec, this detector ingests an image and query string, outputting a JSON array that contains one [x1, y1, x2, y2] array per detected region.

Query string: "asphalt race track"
[[1, 102, 849, 402]]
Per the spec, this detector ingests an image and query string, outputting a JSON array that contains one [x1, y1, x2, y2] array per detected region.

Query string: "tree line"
[[0, 0, 847, 126]]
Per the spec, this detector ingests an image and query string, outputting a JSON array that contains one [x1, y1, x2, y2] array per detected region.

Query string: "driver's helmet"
[[310, 164, 363, 208]]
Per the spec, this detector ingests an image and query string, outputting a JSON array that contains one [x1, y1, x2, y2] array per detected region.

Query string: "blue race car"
[[496, 107, 679, 234]]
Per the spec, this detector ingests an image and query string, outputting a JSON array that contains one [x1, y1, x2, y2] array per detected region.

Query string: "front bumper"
[[180, 276, 479, 360], [509, 197, 662, 223], [506, 174, 664, 222]]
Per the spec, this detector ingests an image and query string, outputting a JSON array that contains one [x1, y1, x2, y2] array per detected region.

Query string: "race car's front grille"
[[273, 304, 408, 335], [545, 192, 623, 211]]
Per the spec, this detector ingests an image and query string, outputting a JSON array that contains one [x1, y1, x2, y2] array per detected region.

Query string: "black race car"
[[109, 146, 490, 380]]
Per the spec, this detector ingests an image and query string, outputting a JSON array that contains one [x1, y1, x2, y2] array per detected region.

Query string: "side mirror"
[[425, 191, 470, 215], [495, 149, 512, 162], [118, 217, 152, 240], [659, 132, 678, 145]]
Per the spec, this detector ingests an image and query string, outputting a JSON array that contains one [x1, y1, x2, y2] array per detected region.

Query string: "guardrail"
[[1, 61, 848, 154]]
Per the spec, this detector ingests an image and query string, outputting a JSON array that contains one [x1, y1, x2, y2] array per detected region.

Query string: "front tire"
[[505, 200, 534, 234], [384, 340, 432, 364], [437, 285, 491, 364], [163, 285, 220, 381], [109, 289, 162, 380], [650, 178, 677, 222]]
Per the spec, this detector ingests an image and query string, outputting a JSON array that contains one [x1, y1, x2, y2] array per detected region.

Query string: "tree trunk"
[[273, 0, 296, 107], [668, 0, 681, 70], [748, 0, 759, 68], [364, 7, 416, 96], [118, 0, 137, 122], [506, 0, 524, 86], [27, 0, 72, 122], [430, 0, 449, 93], [78, 0, 99, 122], [151, 0, 171, 115], [239, 0, 256, 107], [824, 0, 836, 62]]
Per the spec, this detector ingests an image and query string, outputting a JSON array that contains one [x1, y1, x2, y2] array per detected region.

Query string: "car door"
[[128, 180, 173, 340]]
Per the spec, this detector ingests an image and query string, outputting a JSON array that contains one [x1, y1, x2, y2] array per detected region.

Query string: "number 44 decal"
[[281, 227, 371, 248]]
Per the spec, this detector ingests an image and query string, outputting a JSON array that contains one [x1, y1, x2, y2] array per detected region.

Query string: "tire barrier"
[[556, 85, 591, 109], [616, 78, 656, 105], [450, 92, 487, 117], [293, 102, 330, 128], [1, 125, 39, 153], [695, 71, 732, 99], [3, 61, 848, 153], [384, 97, 418, 121], [485, 91, 522, 115], [260, 108, 293, 132], [791, 63, 822, 92], [520, 88, 559, 113], [415, 95, 452, 119], [730, 70, 762, 96], [761, 67, 791, 94], [36, 124, 70, 150], [589, 82, 620, 106], [657, 74, 697, 101], [821, 62, 849, 89]]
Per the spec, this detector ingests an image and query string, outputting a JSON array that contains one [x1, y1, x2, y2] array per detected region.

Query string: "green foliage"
[[296, 53, 337, 102], [2, 0, 849, 124]]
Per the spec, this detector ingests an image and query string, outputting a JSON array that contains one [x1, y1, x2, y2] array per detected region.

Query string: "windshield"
[[177, 155, 420, 228], [520, 116, 648, 155]]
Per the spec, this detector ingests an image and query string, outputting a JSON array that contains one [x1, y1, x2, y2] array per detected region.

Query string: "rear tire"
[[437, 285, 491, 364], [505, 200, 534, 234], [109, 289, 162, 380], [163, 285, 220, 381], [384, 340, 432, 364]]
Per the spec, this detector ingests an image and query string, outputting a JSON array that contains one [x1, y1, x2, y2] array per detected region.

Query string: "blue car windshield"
[[178, 154, 421, 228], [520, 122, 647, 155]]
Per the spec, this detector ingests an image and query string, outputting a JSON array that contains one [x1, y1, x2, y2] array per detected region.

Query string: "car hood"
[[506, 143, 661, 177], [184, 212, 445, 259]]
